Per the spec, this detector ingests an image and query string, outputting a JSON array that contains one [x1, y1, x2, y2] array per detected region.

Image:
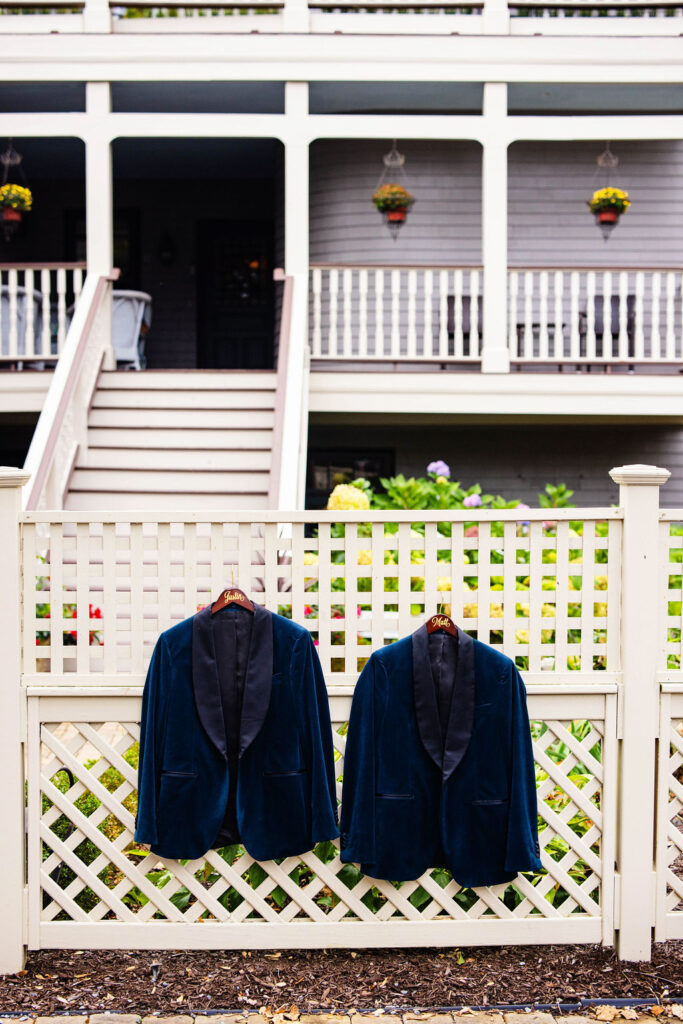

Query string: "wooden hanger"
[[211, 568, 255, 615], [425, 601, 457, 637]]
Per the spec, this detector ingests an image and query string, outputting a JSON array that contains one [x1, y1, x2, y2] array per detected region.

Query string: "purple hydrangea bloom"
[[516, 502, 530, 527], [463, 493, 482, 508], [427, 460, 450, 478]]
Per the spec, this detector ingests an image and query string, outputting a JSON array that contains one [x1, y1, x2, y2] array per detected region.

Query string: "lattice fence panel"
[[30, 694, 613, 947], [661, 517, 683, 673], [22, 510, 621, 682], [656, 704, 683, 939]]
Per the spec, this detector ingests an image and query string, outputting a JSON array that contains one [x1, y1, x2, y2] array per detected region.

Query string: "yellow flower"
[[516, 629, 530, 643], [595, 574, 608, 590], [435, 475, 448, 486], [357, 549, 372, 565], [303, 552, 319, 566], [463, 603, 478, 618], [327, 484, 370, 512], [436, 576, 452, 592]]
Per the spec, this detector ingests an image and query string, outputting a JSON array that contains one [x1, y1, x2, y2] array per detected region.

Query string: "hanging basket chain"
[[372, 140, 415, 240]]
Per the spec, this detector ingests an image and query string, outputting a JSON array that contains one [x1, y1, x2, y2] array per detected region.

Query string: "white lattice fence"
[[21, 509, 622, 685], [28, 687, 615, 949]]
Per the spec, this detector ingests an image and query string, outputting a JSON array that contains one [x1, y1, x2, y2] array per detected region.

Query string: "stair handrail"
[[22, 270, 118, 511], [268, 268, 295, 509]]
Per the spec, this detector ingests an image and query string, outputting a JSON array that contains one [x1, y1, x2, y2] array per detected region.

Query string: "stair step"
[[82, 448, 272, 471], [92, 389, 276, 410], [86, 427, 274, 449], [70, 468, 270, 494], [65, 491, 270, 511], [89, 408, 275, 430], [98, 370, 277, 391]]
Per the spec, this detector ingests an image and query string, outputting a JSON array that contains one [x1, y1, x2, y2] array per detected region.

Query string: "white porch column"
[[0, 467, 30, 974], [277, 83, 310, 509], [85, 83, 115, 369], [481, 82, 510, 374], [609, 463, 670, 960]]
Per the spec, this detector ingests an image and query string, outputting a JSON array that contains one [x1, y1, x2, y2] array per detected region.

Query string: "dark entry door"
[[197, 220, 274, 369]]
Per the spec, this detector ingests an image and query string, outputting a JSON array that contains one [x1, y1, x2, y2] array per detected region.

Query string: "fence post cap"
[[0, 466, 30, 488], [609, 464, 671, 487]]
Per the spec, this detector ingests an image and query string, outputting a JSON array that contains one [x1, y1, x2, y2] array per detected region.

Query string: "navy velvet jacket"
[[340, 624, 543, 887], [134, 604, 339, 861]]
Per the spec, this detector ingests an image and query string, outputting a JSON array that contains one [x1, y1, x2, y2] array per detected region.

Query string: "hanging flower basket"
[[0, 183, 32, 240], [0, 183, 32, 215], [587, 186, 630, 240], [372, 183, 415, 239], [372, 183, 415, 217]]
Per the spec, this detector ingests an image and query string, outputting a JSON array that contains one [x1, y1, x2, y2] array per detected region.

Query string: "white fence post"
[[610, 463, 670, 960], [0, 467, 30, 974]]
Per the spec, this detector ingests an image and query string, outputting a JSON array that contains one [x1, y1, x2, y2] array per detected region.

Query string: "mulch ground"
[[1, 945, 683, 1015]]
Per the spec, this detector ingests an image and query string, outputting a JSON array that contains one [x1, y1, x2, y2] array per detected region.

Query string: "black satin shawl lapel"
[[238, 602, 273, 758], [192, 604, 228, 760], [412, 624, 444, 771], [192, 603, 273, 761], [442, 625, 475, 782]]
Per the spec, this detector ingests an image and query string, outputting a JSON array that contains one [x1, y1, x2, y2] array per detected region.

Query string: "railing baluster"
[[618, 271, 629, 360], [24, 269, 35, 359], [41, 268, 52, 356], [423, 268, 433, 359], [7, 268, 18, 360], [407, 268, 417, 359], [508, 270, 518, 359], [328, 268, 338, 359], [523, 270, 533, 357], [438, 269, 448, 359], [602, 271, 612, 361], [538, 270, 549, 359], [311, 267, 322, 357], [342, 267, 352, 358], [391, 269, 401, 359], [554, 270, 564, 360], [586, 271, 596, 361], [634, 271, 645, 360], [470, 269, 480, 356], [375, 269, 384, 358], [56, 267, 67, 353], [358, 268, 368, 359], [569, 270, 580, 360], [665, 271, 676, 360], [453, 268, 463, 358], [651, 271, 661, 360]]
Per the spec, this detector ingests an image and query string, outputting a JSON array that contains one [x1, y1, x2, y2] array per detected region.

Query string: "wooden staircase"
[[65, 370, 278, 510]]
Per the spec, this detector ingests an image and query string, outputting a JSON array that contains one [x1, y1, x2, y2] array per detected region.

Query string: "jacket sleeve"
[[504, 664, 543, 874], [339, 655, 376, 865], [294, 631, 340, 842], [134, 634, 169, 846]]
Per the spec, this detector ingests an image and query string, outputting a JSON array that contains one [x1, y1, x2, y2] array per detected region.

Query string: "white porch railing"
[[310, 264, 483, 362], [3, 0, 681, 31], [508, 267, 683, 364], [0, 263, 86, 364]]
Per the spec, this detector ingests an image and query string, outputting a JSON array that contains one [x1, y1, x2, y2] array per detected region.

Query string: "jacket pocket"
[[376, 792, 414, 800], [263, 768, 307, 777], [161, 770, 198, 778], [471, 798, 508, 805]]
